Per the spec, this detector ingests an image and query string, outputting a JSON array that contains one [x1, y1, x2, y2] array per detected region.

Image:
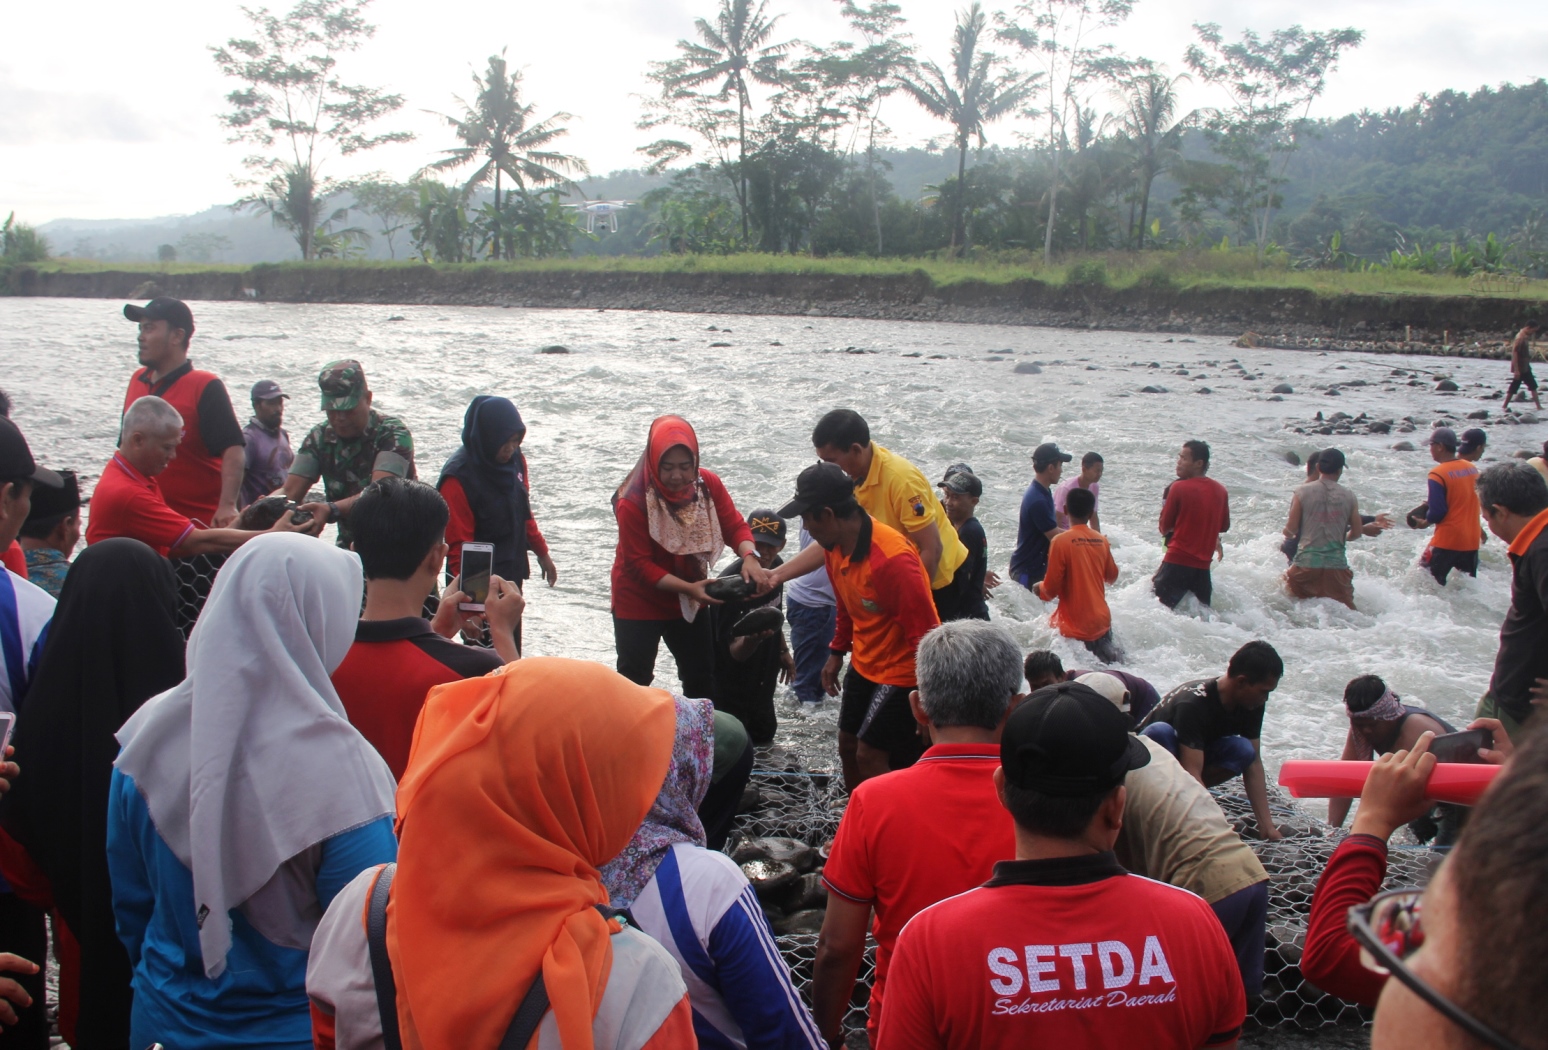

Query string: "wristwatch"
[[326, 501, 340, 524]]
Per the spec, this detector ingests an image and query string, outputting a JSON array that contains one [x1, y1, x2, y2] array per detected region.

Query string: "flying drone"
[[565, 200, 633, 234]]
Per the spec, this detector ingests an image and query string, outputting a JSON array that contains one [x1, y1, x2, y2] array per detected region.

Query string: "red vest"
[[123, 364, 224, 525]]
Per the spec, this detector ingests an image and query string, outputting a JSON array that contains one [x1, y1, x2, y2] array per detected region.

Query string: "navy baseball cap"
[[1033, 443, 1073, 470], [1428, 426, 1458, 451], [251, 380, 289, 402], [124, 297, 195, 336], [1459, 428, 1487, 453], [778, 462, 857, 518], [938, 469, 983, 498]]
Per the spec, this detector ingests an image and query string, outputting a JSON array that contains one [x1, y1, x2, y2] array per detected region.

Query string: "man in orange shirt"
[[1037, 487, 1121, 663], [1421, 427, 1483, 584], [779, 462, 940, 790]]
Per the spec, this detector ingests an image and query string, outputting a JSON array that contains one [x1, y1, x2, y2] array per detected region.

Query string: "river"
[[3, 296, 1534, 791]]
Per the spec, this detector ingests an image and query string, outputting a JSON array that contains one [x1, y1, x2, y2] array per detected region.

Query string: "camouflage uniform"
[[289, 360, 416, 548]]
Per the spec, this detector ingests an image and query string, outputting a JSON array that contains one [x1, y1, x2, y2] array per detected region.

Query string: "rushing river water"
[[4, 296, 1537, 792]]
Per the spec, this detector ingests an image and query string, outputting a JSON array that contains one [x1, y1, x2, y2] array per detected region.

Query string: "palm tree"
[[898, 3, 1039, 253], [427, 51, 587, 260], [1114, 71, 1192, 249], [669, 0, 792, 243]]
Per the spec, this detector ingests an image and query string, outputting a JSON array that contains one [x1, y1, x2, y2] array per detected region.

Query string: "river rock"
[[705, 576, 757, 602], [1393, 441, 1417, 451], [538, 345, 570, 354], [710, 341, 732, 348], [1197, 387, 1212, 394], [772, 909, 827, 935], [734, 836, 818, 873], [1014, 361, 1041, 374], [1467, 409, 1489, 419], [1140, 385, 1168, 394], [731, 606, 784, 638], [1283, 451, 1301, 466], [1518, 412, 1540, 423], [741, 859, 799, 898], [1272, 383, 1294, 394], [738, 782, 761, 814], [773, 873, 829, 914], [1436, 379, 1459, 392]]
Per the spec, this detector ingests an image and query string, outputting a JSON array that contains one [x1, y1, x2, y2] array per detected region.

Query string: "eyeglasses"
[[1348, 889, 1525, 1050]]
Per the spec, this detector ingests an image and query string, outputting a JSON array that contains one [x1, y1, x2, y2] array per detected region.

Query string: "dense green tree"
[[997, 0, 1135, 262], [1183, 21, 1363, 260], [1113, 70, 1191, 247], [211, 0, 411, 259], [1, 214, 49, 262], [898, 3, 1038, 254], [427, 51, 587, 259], [345, 177, 416, 258]]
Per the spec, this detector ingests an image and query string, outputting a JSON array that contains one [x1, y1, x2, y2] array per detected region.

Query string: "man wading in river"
[[1283, 448, 1379, 609], [1502, 320, 1542, 413]]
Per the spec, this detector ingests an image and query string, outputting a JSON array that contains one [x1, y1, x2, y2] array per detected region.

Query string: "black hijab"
[[4, 538, 185, 1048], [437, 395, 533, 580]]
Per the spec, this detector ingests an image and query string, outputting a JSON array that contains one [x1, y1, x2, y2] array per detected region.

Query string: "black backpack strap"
[[366, 863, 403, 1050], [495, 905, 626, 1050]]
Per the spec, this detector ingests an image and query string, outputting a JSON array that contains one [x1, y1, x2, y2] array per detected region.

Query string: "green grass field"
[[24, 251, 1548, 300]]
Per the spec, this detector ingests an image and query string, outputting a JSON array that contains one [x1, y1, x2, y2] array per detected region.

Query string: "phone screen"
[[1428, 728, 1491, 764], [0, 712, 15, 755], [459, 544, 493, 611]]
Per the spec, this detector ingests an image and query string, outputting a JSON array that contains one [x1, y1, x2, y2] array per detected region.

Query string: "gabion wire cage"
[[730, 743, 1439, 1043]]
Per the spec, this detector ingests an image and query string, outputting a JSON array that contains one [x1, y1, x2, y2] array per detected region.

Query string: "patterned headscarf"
[[1348, 686, 1405, 722], [600, 696, 715, 908]]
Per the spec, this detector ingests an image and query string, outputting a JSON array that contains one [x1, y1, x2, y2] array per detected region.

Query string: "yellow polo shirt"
[[854, 442, 969, 590]]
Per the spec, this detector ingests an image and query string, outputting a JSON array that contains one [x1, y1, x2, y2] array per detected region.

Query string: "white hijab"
[[115, 532, 396, 978]]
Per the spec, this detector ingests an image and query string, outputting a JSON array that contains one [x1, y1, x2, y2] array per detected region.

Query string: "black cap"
[[747, 508, 787, 547], [1317, 447, 1346, 472], [777, 462, 857, 518], [1033, 442, 1073, 470], [123, 297, 195, 337], [0, 418, 62, 489], [23, 469, 79, 527], [1459, 428, 1487, 453], [938, 469, 983, 498], [1000, 682, 1150, 796]]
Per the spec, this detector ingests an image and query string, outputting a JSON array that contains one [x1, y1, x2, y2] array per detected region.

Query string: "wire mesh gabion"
[[170, 552, 226, 638], [730, 742, 1440, 1043]]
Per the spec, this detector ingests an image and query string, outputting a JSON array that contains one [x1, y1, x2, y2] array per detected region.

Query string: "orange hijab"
[[388, 658, 676, 1050]]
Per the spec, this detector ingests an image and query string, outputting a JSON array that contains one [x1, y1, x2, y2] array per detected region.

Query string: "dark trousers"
[[614, 614, 715, 699], [1153, 561, 1212, 608], [1211, 880, 1269, 998], [0, 893, 48, 1050], [697, 736, 754, 852]]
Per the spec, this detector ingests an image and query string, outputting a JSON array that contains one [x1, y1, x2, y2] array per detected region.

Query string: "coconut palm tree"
[[427, 51, 587, 259], [668, 0, 792, 242], [1114, 70, 1192, 249], [898, 3, 1039, 254]]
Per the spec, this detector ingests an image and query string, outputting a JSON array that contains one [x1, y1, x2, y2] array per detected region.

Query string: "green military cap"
[[318, 359, 367, 411]]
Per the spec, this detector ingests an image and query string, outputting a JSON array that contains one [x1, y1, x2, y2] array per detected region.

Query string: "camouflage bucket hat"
[[318, 359, 367, 411]]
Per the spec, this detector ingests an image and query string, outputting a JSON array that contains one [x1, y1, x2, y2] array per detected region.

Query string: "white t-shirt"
[[1053, 478, 1101, 524], [0, 568, 55, 712]]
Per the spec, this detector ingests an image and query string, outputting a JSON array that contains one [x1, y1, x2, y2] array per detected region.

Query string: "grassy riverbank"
[[22, 251, 1548, 300]]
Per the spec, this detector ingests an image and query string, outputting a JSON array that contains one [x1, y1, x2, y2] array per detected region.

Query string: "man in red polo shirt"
[[88, 396, 303, 556], [878, 682, 1245, 1049], [811, 619, 1023, 1049], [331, 477, 521, 779], [1154, 439, 1230, 610], [778, 462, 940, 790], [122, 298, 246, 527]]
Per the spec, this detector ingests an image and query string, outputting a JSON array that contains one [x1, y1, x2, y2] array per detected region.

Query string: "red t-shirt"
[[821, 743, 1015, 1041], [331, 617, 503, 779], [0, 543, 24, 578], [1301, 834, 1389, 1007], [1160, 476, 1230, 570], [879, 854, 1245, 1050], [84, 454, 196, 556], [609, 469, 754, 621]]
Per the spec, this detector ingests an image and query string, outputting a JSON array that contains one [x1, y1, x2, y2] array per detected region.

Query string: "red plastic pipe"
[[1277, 760, 1500, 807]]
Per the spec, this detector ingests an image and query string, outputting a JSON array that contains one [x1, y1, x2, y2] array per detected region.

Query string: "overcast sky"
[[4, 0, 1545, 223]]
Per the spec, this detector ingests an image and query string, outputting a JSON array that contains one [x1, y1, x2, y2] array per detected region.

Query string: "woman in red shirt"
[[611, 415, 761, 698], [438, 396, 556, 654]]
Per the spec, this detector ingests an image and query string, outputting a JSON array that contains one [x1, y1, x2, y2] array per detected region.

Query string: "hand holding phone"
[[1427, 728, 1493, 764], [459, 543, 495, 612]]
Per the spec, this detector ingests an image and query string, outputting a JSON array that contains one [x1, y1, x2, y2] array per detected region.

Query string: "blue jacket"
[[107, 768, 397, 1050]]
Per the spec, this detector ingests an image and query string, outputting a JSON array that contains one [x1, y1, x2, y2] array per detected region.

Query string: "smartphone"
[[459, 542, 495, 612], [0, 711, 14, 755], [288, 504, 313, 526], [1428, 728, 1492, 764]]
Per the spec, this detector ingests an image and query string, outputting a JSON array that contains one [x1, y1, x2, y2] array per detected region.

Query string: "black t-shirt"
[[1489, 519, 1548, 722], [1138, 677, 1265, 750], [709, 557, 785, 743], [957, 514, 990, 619]]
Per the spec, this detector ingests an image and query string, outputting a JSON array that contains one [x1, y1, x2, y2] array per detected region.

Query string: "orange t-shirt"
[[1428, 459, 1481, 552], [1038, 524, 1119, 641], [827, 515, 940, 686]]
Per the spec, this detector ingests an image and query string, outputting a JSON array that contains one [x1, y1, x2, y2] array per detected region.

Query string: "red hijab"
[[614, 415, 700, 508]]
